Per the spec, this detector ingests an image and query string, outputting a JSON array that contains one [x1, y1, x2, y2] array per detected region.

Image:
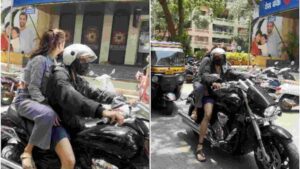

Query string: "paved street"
[[151, 83, 299, 169]]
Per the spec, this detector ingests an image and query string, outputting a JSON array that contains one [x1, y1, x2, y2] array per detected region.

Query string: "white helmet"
[[210, 48, 226, 60], [210, 48, 226, 56], [63, 44, 97, 65]]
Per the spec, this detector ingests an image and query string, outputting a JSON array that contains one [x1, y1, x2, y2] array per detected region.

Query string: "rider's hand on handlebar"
[[102, 110, 125, 125], [212, 82, 222, 90]]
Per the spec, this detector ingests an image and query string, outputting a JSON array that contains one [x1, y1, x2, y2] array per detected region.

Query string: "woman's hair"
[[30, 29, 65, 59], [262, 34, 268, 40], [12, 27, 20, 34]]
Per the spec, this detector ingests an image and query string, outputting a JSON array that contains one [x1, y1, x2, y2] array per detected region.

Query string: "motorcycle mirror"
[[110, 69, 116, 76]]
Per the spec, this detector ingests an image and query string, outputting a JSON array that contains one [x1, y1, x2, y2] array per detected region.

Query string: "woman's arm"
[[28, 56, 46, 102]]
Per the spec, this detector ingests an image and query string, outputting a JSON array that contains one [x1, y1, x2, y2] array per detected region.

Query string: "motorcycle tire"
[[254, 137, 299, 169]]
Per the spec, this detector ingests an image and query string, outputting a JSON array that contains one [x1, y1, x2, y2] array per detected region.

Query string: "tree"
[[152, 0, 226, 54]]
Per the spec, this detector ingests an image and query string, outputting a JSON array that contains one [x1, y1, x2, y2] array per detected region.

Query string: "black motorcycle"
[[1, 76, 19, 106], [185, 61, 199, 83], [179, 77, 299, 169], [1, 102, 149, 169]]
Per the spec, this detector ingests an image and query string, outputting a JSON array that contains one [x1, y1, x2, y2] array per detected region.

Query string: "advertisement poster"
[[1, 0, 38, 54], [251, 15, 283, 58]]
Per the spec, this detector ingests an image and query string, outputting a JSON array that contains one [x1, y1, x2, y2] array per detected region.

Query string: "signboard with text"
[[259, 0, 299, 17]]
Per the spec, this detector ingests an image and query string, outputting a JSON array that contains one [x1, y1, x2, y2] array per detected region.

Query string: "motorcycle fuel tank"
[[75, 124, 143, 159]]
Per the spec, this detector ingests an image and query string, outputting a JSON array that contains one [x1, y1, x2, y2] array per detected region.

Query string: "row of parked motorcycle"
[[185, 60, 299, 112], [1, 70, 150, 169]]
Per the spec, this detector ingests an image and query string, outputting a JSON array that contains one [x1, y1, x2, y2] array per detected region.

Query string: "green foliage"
[[195, 50, 207, 60], [194, 18, 209, 29], [282, 32, 299, 61], [226, 52, 250, 65], [232, 36, 249, 52], [173, 31, 192, 55]]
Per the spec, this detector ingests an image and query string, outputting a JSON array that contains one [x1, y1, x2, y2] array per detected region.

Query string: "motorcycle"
[[185, 61, 199, 83], [1, 74, 21, 106], [262, 61, 296, 81], [1, 100, 149, 169], [1, 69, 149, 169], [179, 76, 299, 169]]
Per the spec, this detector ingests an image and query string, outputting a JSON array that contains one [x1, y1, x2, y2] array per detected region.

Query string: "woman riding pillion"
[[16, 29, 75, 169]]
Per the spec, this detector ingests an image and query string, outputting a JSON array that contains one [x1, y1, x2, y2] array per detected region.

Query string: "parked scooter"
[[180, 76, 299, 169], [262, 61, 296, 80]]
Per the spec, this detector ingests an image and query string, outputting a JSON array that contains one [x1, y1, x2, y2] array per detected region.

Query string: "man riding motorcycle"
[[46, 44, 125, 135], [191, 47, 247, 162]]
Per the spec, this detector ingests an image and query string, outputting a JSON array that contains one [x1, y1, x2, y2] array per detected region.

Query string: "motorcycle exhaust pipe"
[[178, 112, 199, 133], [1, 157, 22, 169]]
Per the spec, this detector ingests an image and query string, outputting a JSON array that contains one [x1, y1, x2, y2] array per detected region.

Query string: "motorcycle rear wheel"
[[254, 137, 299, 169]]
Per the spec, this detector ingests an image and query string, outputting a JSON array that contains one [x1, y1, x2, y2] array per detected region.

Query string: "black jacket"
[[46, 66, 116, 133], [194, 56, 247, 87]]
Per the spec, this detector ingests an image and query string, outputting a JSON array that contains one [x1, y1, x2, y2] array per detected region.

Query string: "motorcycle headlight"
[[177, 75, 184, 82], [152, 76, 159, 83], [263, 106, 278, 117]]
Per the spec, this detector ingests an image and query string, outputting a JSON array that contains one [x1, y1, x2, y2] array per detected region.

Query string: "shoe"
[[196, 143, 206, 162], [20, 152, 36, 169]]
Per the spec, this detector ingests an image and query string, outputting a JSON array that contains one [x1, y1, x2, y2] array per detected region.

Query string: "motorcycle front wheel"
[[254, 137, 299, 169]]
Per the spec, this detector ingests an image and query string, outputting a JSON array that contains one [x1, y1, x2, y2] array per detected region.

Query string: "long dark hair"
[[30, 29, 65, 59]]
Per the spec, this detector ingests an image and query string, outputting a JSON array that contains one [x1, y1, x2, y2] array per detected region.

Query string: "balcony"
[[213, 18, 234, 26], [212, 42, 230, 47], [237, 22, 248, 28], [187, 28, 210, 36], [212, 31, 233, 39], [193, 41, 209, 45]]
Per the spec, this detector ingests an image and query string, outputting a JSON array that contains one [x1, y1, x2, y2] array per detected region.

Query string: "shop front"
[[3, 0, 149, 66]]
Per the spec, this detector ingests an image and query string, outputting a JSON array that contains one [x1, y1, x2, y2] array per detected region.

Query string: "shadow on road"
[[151, 102, 258, 169]]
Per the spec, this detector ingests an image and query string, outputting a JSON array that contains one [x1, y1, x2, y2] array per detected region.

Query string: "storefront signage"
[[24, 7, 35, 14], [259, 0, 299, 17], [13, 0, 70, 7]]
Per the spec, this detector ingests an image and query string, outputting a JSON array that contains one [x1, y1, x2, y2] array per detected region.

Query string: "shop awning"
[[259, 0, 299, 17]]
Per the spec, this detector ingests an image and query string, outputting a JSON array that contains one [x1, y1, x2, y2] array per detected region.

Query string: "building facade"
[[188, 5, 249, 53], [34, 1, 149, 66]]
